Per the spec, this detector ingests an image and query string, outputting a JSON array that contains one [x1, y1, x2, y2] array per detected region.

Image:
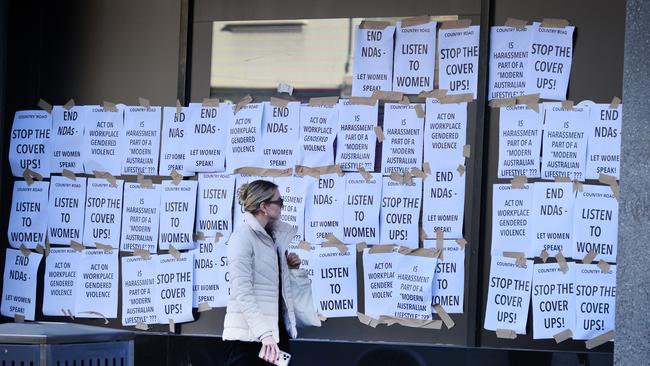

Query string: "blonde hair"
[[237, 179, 278, 213]]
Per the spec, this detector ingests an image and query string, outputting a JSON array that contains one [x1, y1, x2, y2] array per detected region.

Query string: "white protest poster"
[[392, 252, 437, 320], [488, 26, 532, 100], [362, 248, 397, 319], [312, 246, 357, 317], [541, 103, 590, 181], [185, 102, 230, 172], [531, 262, 575, 339], [121, 255, 157, 326], [525, 23, 574, 100], [160, 106, 192, 176], [422, 168, 465, 238], [226, 102, 264, 172], [352, 24, 395, 96], [156, 253, 195, 324], [1, 248, 42, 320], [74, 249, 119, 318], [196, 173, 235, 241], [297, 104, 339, 167], [51, 105, 85, 174], [572, 185, 618, 262], [574, 264, 616, 340], [393, 20, 436, 94], [9, 110, 52, 177], [424, 98, 467, 169], [261, 101, 300, 169], [379, 177, 422, 247], [275, 176, 310, 243], [497, 104, 543, 178], [192, 240, 229, 308], [491, 184, 534, 257], [586, 103, 622, 179], [83, 105, 124, 176], [532, 182, 575, 257], [381, 103, 424, 174], [8, 180, 49, 249], [42, 248, 81, 316], [336, 99, 378, 171], [83, 178, 124, 249], [48, 176, 86, 245], [120, 182, 161, 253], [438, 25, 480, 97], [424, 240, 465, 314], [121, 106, 161, 175], [343, 173, 382, 244], [233, 175, 266, 226], [304, 174, 345, 243], [483, 256, 533, 334], [159, 180, 197, 250]]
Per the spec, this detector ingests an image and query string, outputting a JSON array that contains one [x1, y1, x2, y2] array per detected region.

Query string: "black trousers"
[[225, 319, 291, 366]]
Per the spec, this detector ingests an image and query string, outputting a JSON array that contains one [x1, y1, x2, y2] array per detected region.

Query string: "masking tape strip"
[[463, 145, 471, 158], [134, 248, 151, 259], [70, 240, 85, 252], [423, 162, 432, 175], [554, 176, 571, 182], [356, 242, 368, 252], [19, 244, 31, 257], [555, 251, 569, 274], [308, 96, 339, 106], [540, 18, 570, 28], [214, 232, 223, 243], [582, 250, 597, 264], [561, 100, 574, 109], [371, 90, 404, 101], [298, 241, 312, 251], [597, 260, 611, 273], [433, 304, 455, 329], [35, 244, 45, 255], [455, 238, 467, 250], [235, 95, 253, 114], [169, 318, 175, 332], [489, 97, 517, 108], [169, 245, 181, 259], [609, 96, 621, 109], [103, 101, 117, 112], [511, 175, 528, 189], [379, 315, 443, 329], [359, 20, 391, 30], [321, 242, 348, 253], [93, 170, 117, 187], [348, 97, 378, 106], [135, 322, 149, 331], [270, 97, 290, 108], [202, 98, 219, 107], [368, 244, 396, 254], [399, 247, 438, 258], [176, 100, 183, 115], [357, 312, 380, 328], [414, 104, 425, 118], [170, 169, 183, 185], [325, 233, 344, 245], [14, 313, 25, 323], [95, 242, 113, 253], [401, 15, 431, 28], [198, 302, 212, 312], [418, 89, 447, 99], [496, 328, 517, 339], [233, 167, 293, 177], [63, 99, 76, 110], [358, 166, 373, 182], [540, 249, 549, 263], [441, 93, 473, 104], [457, 164, 466, 176], [38, 98, 53, 113], [440, 19, 471, 29], [553, 329, 573, 343], [585, 330, 614, 350], [400, 96, 411, 105], [62, 169, 77, 181], [515, 93, 540, 112], [193, 232, 206, 241], [79, 311, 109, 324], [138, 97, 151, 109], [504, 18, 528, 29]]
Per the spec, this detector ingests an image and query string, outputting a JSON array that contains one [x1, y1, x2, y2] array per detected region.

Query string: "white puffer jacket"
[[222, 212, 298, 343]]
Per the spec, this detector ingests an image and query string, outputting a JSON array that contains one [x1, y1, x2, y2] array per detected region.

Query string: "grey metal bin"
[[0, 322, 134, 366]]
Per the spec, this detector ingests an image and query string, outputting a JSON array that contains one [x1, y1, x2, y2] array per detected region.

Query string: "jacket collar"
[[243, 212, 297, 246]]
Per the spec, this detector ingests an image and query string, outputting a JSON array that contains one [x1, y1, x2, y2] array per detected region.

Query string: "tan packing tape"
[[348, 97, 378, 106], [19, 244, 31, 257], [496, 328, 517, 339], [63, 99, 76, 110], [38, 98, 53, 113], [70, 240, 85, 252], [598, 174, 620, 201], [561, 100, 574, 110], [541, 18, 570, 28], [554, 176, 571, 182], [356, 242, 368, 252], [511, 175, 528, 189], [411, 167, 426, 179], [169, 245, 182, 259], [103, 101, 117, 112], [489, 97, 517, 108], [440, 19, 471, 29], [504, 18, 528, 30], [93, 170, 117, 187], [463, 145, 471, 158], [414, 104, 425, 118], [134, 248, 151, 260], [435, 228, 444, 253], [554, 329, 573, 343], [422, 162, 432, 175], [582, 250, 597, 264], [441, 93, 473, 104], [503, 251, 526, 259], [214, 232, 224, 243], [379, 315, 443, 329], [359, 20, 391, 30], [308, 96, 339, 106], [295, 165, 342, 178], [169, 318, 175, 332], [298, 241, 312, 251], [176, 99, 183, 115], [35, 244, 45, 255], [170, 169, 183, 185], [540, 249, 549, 263], [456, 164, 466, 177], [62, 169, 77, 181], [79, 311, 109, 324], [418, 89, 447, 99], [433, 304, 455, 329], [138, 97, 151, 109], [399, 247, 438, 259], [202, 98, 219, 107], [555, 251, 569, 274], [198, 302, 212, 312], [193, 232, 206, 241], [597, 259, 611, 273], [321, 242, 348, 253], [22, 169, 35, 185], [400, 96, 411, 105], [374, 126, 386, 142], [358, 166, 373, 182], [401, 15, 431, 28], [357, 312, 380, 328], [270, 97, 290, 108], [371, 90, 403, 102], [325, 233, 344, 245], [95, 242, 113, 253], [455, 238, 467, 250], [585, 330, 614, 350], [235, 95, 253, 114], [135, 322, 149, 331], [368, 244, 396, 254], [233, 167, 293, 178], [609, 96, 621, 109], [137, 173, 153, 187], [515, 93, 540, 112], [389, 171, 407, 185], [14, 313, 25, 323], [45, 237, 51, 257], [62, 308, 75, 320], [294, 165, 321, 179], [573, 180, 584, 193]]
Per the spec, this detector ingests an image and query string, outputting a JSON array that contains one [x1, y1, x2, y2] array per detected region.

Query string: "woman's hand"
[[260, 335, 280, 363], [286, 251, 301, 269]]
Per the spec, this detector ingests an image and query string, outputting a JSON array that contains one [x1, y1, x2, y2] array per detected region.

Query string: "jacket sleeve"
[[227, 230, 274, 340]]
